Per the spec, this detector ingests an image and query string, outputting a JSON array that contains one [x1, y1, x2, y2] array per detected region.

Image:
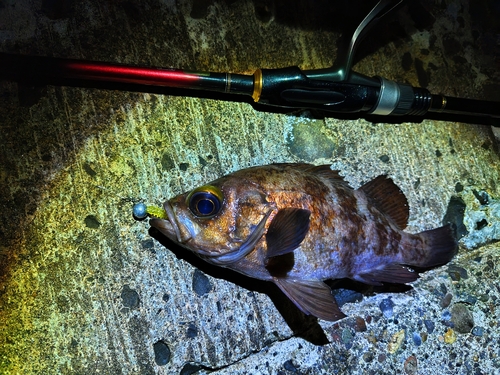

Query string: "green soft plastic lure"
[[132, 202, 167, 220]]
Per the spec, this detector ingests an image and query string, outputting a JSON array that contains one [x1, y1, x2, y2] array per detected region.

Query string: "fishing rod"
[[1, 0, 499, 123]]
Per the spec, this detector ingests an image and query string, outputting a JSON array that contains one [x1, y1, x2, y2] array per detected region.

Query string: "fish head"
[[150, 174, 273, 264]]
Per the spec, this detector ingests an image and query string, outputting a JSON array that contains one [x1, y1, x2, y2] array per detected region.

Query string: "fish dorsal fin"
[[266, 208, 311, 258], [272, 164, 348, 186], [359, 175, 409, 229], [304, 164, 347, 184], [274, 278, 346, 321]]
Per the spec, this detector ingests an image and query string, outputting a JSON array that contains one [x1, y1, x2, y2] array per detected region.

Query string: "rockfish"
[[147, 163, 457, 321]]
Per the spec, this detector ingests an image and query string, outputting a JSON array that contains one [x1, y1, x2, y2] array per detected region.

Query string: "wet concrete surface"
[[0, 1, 499, 374]]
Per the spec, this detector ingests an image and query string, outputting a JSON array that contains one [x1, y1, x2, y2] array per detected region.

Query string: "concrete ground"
[[0, 1, 499, 374]]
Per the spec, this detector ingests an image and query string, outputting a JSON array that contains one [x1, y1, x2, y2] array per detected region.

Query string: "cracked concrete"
[[0, 0, 499, 374]]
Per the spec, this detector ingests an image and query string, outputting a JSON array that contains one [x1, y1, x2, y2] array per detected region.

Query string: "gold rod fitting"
[[440, 95, 447, 111], [252, 68, 263, 102]]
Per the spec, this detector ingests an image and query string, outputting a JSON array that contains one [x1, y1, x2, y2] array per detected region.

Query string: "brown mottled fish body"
[[151, 164, 457, 321]]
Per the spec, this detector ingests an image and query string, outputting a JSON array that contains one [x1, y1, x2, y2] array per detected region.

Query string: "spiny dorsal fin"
[[304, 164, 348, 185], [359, 175, 409, 229], [266, 208, 311, 258], [272, 164, 348, 186]]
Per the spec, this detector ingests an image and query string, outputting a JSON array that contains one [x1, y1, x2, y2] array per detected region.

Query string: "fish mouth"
[[163, 201, 184, 243], [149, 201, 187, 244]]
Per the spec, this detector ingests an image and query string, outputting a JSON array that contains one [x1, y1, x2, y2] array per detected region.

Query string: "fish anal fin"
[[266, 208, 310, 258], [359, 175, 409, 229], [355, 263, 419, 286], [274, 278, 346, 321]]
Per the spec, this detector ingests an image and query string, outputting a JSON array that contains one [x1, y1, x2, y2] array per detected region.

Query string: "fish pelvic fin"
[[359, 175, 409, 229], [274, 278, 346, 321]]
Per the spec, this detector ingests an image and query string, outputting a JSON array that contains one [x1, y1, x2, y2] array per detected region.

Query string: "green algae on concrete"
[[286, 117, 337, 161], [0, 90, 300, 374]]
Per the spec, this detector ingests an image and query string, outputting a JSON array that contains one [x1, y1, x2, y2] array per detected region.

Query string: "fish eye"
[[187, 185, 224, 218]]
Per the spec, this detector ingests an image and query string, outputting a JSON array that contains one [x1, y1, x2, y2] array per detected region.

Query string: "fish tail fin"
[[407, 224, 458, 269], [355, 224, 458, 286]]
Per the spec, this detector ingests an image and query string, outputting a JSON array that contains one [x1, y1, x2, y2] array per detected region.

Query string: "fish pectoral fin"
[[274, 278, 346, 322], [266, 208, 311, 258], [355, 263, 419, 286]]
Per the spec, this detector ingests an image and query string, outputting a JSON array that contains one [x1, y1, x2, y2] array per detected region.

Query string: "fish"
[[148, 163, 458, 321]]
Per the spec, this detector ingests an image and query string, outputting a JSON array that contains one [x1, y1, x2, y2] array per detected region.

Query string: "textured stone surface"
[[0, 1, 499, 374]]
